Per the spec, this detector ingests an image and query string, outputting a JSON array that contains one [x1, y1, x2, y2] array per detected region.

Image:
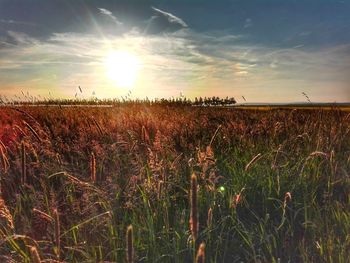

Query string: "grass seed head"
[[29, 246, 41, 263], [127, 225, 134, 263], [285, 192, 292, 202], [0, 144, 9, 173], [231, 193, 242, 209], [196, 242, 205, 263], [190, 174, 198, 242], [0, 196, 14, 233]]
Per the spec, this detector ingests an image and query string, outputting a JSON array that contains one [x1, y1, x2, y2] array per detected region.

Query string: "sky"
[[0, 0, 349, 103]]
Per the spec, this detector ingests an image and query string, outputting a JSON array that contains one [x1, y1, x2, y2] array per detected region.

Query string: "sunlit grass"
[[0, 105, 349, 262]]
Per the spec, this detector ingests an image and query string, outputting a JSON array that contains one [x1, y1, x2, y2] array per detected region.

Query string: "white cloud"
[[151, 7, 188, 28], [98, 8, 123, 26], [6, 30, 39, 45]]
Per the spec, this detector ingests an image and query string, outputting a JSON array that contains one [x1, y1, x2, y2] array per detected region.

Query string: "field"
[[0, 105, 349, 262]]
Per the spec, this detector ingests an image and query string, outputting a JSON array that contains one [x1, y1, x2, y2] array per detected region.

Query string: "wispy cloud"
[[98, 8, 123, 26], [0, 19, 36, 26], [151, 7, 188, 28], [244, 18, 253, 28], [5, 31, 39, 45]]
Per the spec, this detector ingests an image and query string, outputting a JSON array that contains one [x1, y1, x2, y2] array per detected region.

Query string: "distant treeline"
[[0, 96, 237, 106]]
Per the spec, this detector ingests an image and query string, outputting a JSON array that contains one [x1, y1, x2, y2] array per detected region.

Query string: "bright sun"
[[105, 50, 140, 89]]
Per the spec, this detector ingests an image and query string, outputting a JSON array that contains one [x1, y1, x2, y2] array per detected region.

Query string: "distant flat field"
[[230, 105, 350, 111], [213, 102, 348, 111], [2, 103, 350, 111]]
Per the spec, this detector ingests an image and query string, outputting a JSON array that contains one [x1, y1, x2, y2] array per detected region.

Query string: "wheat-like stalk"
[[90, 152, 96, 183], [209, 124, 222, 147], [0, 142, 9, 173], [190, 174, 198, 242], [157, 180, 163, 200], [48, 172, 91, 188], [10, 107, 40, 124], [207, 207, 212, 228], [21, 141, 26, 185], [24, 121, 42, 142], [0, 140, 7, 152], [196, 242, 205, 263], [92, 118, 103, 136], [29, 246, 41, 263], [32, 208, 53, 222], [53, 208, 60, 259], [126, 225, 134, 263], [245, 153, 262, 171], [283, 192, 292, 209], [0, 196, 14, 236]]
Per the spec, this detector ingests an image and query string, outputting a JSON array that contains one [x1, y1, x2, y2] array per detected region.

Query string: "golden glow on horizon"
[[105, 50, 140, 89]]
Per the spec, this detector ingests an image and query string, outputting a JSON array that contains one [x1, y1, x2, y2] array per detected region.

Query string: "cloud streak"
[[98, 8, 123, 26], [0, 19, 37, 26], [0, 31, 40, 47], [151, 7, 188, 28]]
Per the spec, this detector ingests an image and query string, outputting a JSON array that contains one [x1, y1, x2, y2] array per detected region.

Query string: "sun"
[[105, 50, 140, 89]]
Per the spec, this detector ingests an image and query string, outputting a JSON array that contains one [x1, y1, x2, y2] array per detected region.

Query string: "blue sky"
[[0, 0, 349, 102]]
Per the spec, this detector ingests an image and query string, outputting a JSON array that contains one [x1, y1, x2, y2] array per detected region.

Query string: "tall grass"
[[190, 173, 198, 243], [0, 105, 349, 262], [20, 141, 26, 185], [90, 152, 96, 183]]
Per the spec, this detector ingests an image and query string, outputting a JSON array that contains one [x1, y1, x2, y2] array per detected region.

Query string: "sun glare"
[[105, 50, 140, 89]]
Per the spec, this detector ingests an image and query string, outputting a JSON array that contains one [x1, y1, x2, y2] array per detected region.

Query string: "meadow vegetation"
[[0, 105, 349, 262]]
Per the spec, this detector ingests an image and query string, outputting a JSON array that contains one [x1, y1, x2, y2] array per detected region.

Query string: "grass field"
[[0, 105, 349, 262]]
